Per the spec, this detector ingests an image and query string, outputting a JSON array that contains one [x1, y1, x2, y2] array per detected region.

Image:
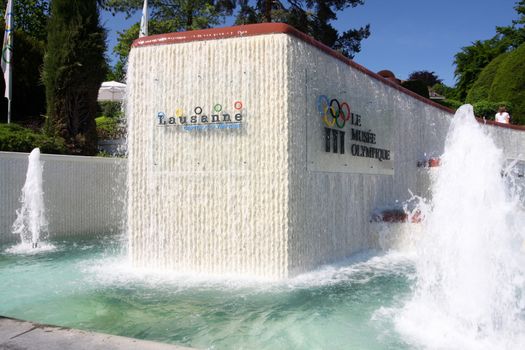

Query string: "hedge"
[[0, 123, 66, 154], [489, 43, 525, 124], [467, 43, 525, 124], [466, 52, 508, 103]]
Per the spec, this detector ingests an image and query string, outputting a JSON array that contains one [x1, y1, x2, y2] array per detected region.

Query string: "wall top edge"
[[0, 151, 125, 163], [132, 23, 525, 132], [474, 117, 525, 131]]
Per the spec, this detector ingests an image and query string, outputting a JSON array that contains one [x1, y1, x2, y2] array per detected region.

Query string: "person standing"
[[495, 106, 510, 124]]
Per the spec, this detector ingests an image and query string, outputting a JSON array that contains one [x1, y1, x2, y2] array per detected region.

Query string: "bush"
[[432, 83, 459, 100], [472, 100, 513, 120], [0, 123, 66, 154], [466, 52, 508, 103], [98, 101, 122, 119], [436, 99, 463, 110], [401, 80, 430, 99], [43, 0, 107, 155], [467, 43, 525, 124], [95, 116, 123, 140], [489, 43, 525, 124]]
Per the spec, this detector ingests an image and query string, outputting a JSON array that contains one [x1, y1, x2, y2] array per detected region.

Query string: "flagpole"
[[7, 91, 11, 123], [140, 0, 148, 38], [2, 0, 13, 124]]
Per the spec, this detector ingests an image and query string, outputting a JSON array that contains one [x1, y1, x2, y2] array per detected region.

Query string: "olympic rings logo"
[[2, 30, 13, 64], [174, 101, 243, 118], [317, 95, 351, 129], [157, 100, 245, 127]]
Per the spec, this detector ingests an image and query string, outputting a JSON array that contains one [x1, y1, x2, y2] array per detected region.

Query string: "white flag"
[[2, 0, 13, 100], [139, 0, 148, 38]]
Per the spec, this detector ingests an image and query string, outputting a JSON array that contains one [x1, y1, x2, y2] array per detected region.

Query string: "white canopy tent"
[[97, 81, 126, 102]]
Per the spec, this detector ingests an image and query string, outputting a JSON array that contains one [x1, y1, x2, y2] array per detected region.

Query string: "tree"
[[401, 80, 429, 99], [43, 0, 107, 155], [432, 83, 459, 101], [110, 20, 181, 82], [11, 30, 46, 122], [0, 1, 49, 122], [105, 0, 371, 79], [454, 38, 507, 101], [495, 0, 525, 50], [453, 0, 525, 101], [408, 70, 442, 87], [102, 0, 231, 30], [466, 52, 509, 103], [102, 0, 234, 81], [0, 0, 50, 41], [232, 0, 370, 58]]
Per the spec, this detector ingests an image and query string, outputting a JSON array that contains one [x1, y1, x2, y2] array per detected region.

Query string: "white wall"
[[127, 28, 525, 279], [0, 152, 125, 244], [127, 35, 291, 278], [285, 37, 453, 273]]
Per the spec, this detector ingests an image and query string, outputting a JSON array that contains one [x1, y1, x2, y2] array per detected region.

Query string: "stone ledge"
[[0, 316, 195, 350]]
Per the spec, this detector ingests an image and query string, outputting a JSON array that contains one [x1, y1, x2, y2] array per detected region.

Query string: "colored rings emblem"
[[317, 95, 351, 129]]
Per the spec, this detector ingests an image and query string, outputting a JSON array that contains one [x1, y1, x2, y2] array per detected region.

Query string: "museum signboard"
[[307, 94, 394, 175]]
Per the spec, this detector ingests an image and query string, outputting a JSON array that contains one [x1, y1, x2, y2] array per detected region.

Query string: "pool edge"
[[0, 316, 196, 350]]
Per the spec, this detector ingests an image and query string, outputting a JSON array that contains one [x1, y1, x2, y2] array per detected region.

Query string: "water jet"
[[11, 148, 48, 250]]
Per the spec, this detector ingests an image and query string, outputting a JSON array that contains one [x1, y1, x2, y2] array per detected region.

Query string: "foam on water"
[[81, 249, 412, 292], [394, 105, 525, 349], [4, 241, 57, 255]]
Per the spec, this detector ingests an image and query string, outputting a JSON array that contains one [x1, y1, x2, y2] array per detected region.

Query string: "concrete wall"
[[127, 34, 290, 277], [128, 24, 525, 279], [285, 36, 454, 274], [0, 152, 125, 244]]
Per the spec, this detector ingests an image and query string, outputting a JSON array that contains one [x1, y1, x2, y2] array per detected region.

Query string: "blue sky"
[[100, 0, 520, 86]]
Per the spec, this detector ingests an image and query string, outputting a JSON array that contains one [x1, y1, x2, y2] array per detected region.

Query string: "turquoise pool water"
[[0, 236, 415, 349]]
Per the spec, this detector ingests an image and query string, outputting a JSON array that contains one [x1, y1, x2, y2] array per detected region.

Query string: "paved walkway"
[[0, 316, 195, 350]]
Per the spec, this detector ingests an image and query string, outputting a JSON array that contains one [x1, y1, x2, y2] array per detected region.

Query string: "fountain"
[[1, 24, 525, 350], [10, 148, 50, 251], [395, 105, 525, 349]]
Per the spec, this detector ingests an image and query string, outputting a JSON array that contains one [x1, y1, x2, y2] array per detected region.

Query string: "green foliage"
[[401, 80, 429, 99], [102, 0, 229, 30], [454, 37, 508, 101], [11, 30, 46, 122], [495, 0, 525, 50], [466, 52, 509, 103], [454, 1, 525, 101], [0, 1, 51, 116], [233, 0, 370, 58], [489, 43, 525, 124], [96, 149, 112, 157], [43, 0, 107, 155], [435, 99, 463, 111], [432, 83, 459, 100], [0, 123, 66, 153], [0, 3, 48, 123], [95, 115, 123, 139], [0, 0, 49, 41], [105, 0, 371, 78], [408, 71, 442, 87], [98, 101, 122, 119], [472, 100, 513, 120], [111, 20, 179, 81]]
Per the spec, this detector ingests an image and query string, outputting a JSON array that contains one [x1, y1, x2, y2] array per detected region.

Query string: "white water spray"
[[396, 105, 525, 349], [11, 148, 48, 248]]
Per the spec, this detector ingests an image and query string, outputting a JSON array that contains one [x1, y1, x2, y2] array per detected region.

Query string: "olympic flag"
[[2, 0, 13, 123], [139, 0, 148, 38]]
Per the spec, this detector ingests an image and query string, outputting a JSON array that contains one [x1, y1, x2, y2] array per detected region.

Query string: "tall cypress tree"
[[43, 0, 106, 155]]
